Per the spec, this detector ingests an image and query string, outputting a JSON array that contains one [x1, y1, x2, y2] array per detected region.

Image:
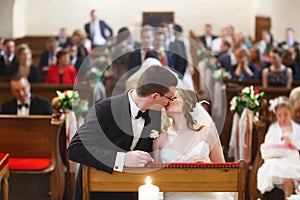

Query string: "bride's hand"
[[186, 155, 206, 163]]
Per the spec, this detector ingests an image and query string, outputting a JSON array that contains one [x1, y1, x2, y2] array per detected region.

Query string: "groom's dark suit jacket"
[[1, 95, 52, 115], [68, 92, 161, 200]]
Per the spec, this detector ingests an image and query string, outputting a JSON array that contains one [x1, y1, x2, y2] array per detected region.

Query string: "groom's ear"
[[150, 93, 160, 101]]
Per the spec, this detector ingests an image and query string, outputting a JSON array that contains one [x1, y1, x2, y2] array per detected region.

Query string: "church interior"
[[1, 0, 300, 199]]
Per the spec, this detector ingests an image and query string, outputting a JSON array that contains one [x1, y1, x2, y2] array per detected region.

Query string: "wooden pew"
[[0, 153, 9, 200], [0, 115, 65, 200], [82, 161, 246, 200], [0, 83, 91, 109], [248, 119, 269, 200]]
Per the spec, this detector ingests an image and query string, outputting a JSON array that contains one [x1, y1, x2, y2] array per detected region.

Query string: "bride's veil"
[[190, 101, 224, 159]]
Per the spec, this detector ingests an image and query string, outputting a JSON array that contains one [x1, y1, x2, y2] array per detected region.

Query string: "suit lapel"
[[12, 99, 18, 114], [111, 93, 134, 149], [29, 95, 34, 114]]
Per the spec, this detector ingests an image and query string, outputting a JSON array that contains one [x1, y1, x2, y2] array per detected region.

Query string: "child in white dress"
[[257, 96, 300, 199]]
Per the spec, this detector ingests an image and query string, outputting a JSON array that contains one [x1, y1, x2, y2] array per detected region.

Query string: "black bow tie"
[[18, 103, 29, 109], [135, 110, 151, 126]]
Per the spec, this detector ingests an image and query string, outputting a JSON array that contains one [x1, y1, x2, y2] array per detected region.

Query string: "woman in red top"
[[46, 49, 77, 84]]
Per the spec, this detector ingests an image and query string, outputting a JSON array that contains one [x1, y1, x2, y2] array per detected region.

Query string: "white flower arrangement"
[[213, 68, 231, 82], [149, 129, 160, 139]]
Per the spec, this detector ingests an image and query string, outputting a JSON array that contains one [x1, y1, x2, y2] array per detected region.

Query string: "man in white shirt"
[[199, 24, 217, 49], [84, 9, 113, 48]]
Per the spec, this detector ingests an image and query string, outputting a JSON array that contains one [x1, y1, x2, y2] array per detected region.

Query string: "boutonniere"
[[149, 129, 160, 139]]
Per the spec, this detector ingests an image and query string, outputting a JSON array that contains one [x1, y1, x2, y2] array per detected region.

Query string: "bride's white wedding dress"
[[160, 141, 234, 200]]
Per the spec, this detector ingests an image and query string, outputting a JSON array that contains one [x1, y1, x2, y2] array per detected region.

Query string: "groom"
[[68, 65, 178, 200]]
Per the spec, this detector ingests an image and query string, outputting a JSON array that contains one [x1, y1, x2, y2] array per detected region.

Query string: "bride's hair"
[[177, 89, 204, 131]]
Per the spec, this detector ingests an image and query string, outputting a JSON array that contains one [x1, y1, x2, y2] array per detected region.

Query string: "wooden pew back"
[[82, 161, 246, 200], [0, 115, 54, 158], [0, 115, 65, 200]]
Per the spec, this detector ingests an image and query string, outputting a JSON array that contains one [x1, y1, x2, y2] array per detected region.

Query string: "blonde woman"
[[8, 43, 40, 82]]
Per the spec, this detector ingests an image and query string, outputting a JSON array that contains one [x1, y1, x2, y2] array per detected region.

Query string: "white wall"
[[25, 0, 252, 37], [0, 0, 14, 38], [13, 0, 27, 38], [3, 0, 300, 41], [253, 0, 300, 41]]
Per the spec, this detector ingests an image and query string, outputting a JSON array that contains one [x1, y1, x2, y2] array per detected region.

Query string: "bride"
[[153, 89, 233, 200]]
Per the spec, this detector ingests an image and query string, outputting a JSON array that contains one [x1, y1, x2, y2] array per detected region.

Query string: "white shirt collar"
[[128, 90, 141, 119], [17, 93, 31, 107]]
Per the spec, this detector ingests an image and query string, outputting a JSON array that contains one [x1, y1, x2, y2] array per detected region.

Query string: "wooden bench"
[[0, 153, 9, 200], [0, 115, 65, 200], [82, 160, 246, 200], [0, 83, 91, 109]]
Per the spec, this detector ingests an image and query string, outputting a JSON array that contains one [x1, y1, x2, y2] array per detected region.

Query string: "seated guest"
[[262, 47, 293, 88], [65, 42, 82, 72], [0, 39, 17, 77], [126, 50, 162, 90], [231, 48, 257, 79], [169, 24, 188, 77], [71, 29, 89, 76], [153, 31, 174, 69], [217, 39, 232, 72], [8, 43, 40, 83], [278, 27, 299, 49], [1, 73, 52, 115], [39, 37, 58, 71], [249, 45, 269, 79], [46, 50, 77, 84], [56, 27, 72, 49], [282, 49, 300, 80], [127, 26, 154, 77]]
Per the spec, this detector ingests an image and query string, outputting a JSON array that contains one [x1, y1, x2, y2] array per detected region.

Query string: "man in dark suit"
[[169, 24, 188, 77], [84, 9, 113, 48], [1, 73, 52, 115], [0, 39, 17, 77], [68, 66, 178, 200], [278, 27, 299, 49], [127, 27, 154, 78], [199, 23, 217, 49], [39, 37, 58, 70]]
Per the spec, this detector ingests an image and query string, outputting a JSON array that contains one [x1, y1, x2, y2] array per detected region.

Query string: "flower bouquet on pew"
[[228, 86, 265, 160], [197, 48, 218, 70], [51, 90, 88, 119], [213, 68, 231, 82], [230, 85, 265, 117]]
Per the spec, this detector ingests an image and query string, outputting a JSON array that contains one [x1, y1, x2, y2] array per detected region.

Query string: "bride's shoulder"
[[154, 130, 168, 142]]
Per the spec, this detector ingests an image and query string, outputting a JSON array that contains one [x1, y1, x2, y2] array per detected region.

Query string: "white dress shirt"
[[114, 90, 145, 172], [91, 20, 106, 46], [17, 94, 31, 116]]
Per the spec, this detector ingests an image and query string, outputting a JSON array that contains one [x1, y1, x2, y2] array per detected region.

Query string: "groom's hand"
[[124, 150, 154, 167]]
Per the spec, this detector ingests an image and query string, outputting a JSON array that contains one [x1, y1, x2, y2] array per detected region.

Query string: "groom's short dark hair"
[[136, 65, 178, 97]]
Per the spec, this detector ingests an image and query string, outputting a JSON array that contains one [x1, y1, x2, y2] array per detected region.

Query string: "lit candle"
[[138, 176, 159, 200]]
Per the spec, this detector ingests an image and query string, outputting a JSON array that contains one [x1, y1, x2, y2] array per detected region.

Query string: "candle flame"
[[145, 176, 151, 185]]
